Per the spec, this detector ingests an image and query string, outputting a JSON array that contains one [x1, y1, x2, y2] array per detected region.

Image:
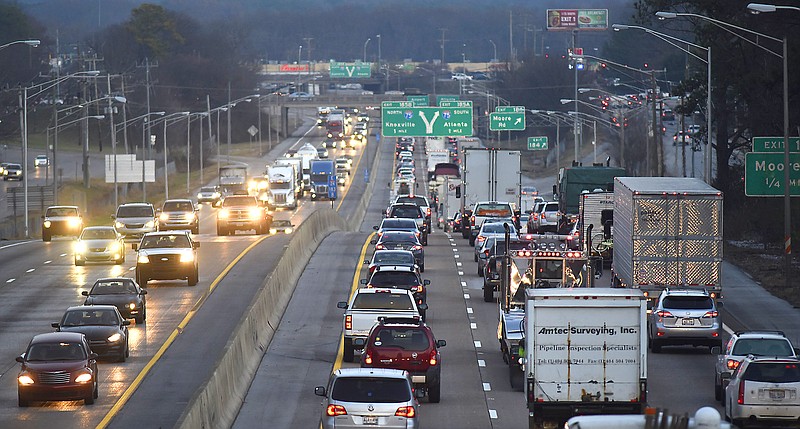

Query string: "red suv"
[[356, 318, 446, 403]]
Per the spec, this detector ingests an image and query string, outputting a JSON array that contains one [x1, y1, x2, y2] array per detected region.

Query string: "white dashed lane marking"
[[483, 383, 491, 391], [454, 254, 460, 259], [43, 260, 51, 264], [461, 281, 467, 287], [489, 410, 498, 419], [463, 293, 470, 299], [478, 359, 486, 367], [470, 323, 477, 330], [6, 278, 15, 283], [474, 340, 482, 348], [59, 253, 67, 257], [26, 269, 35, 273], [466, 307, 473, 314], [452, 248, 458, 252], [129, 267, 136, 271], [458, 271, 464, 275], [456, 262, 462, 267]]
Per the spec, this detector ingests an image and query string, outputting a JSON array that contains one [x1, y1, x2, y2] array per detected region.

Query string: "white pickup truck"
[[337, 288, 427, 363]]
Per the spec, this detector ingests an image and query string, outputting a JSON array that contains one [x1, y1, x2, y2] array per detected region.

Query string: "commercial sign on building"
[[279, 64, 309, 72], [546, 9, 608, 31]]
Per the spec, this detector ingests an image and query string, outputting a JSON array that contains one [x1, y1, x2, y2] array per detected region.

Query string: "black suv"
[[361, 266, 430, 320], [385, 203, 427, 245], [133, 231, 200, 286]]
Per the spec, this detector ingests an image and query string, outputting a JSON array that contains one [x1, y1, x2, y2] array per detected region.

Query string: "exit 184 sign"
[[527, 136, 548, 150]]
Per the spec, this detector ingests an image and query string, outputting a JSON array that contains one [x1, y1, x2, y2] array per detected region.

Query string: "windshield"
[[46, 207, 78, 217], [311, 174, 328, 182], [222, 196, 257, 207], [381, 219, 416, 229], [743, 362, 800, 383], [271, 182, 292, 190], [391, 206, 422, 219], [90, 280, 138, 295], [380, 232, 418, 244], [200, 187, 217, 193], [732, 339, 795, 356], [61, 309, 119, 327], [81, 228, 116, 240], [370, 272, 419, 287], [140, 234, 191, 249], [273, 220, 292, 227], [396, 196, 427, 206], [26, 342, 87, 362], [662, 296, 713, 310], [117, 206, 154, 218], [373, 328, 429, 351], [535, 259, 564, 281], [351, 293, 414, 310], [331, 377, 411, 403], [475, 203, 512, 217], [163, 201, 194, 211], [482, 223, 515, 234], [374, 252, 415, 265]]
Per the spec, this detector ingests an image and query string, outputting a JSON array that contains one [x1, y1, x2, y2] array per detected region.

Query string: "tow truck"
[[495, 233, 602, 390]]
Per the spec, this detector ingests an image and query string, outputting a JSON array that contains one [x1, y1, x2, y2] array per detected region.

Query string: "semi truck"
[[611, 177, 723, 304], [218, 165, 248, 195], [296, 143, 319, 193], [524, 288, 648, 429], [273, 157, 304, 198], [426, 150, 450, 181], [309, 159, 335, 200], [459, 148, 521, 239], [578, 191, 615, 266], [266, 164, 299, 209], [326, 109, 346, 142], [554, 164, 625, 230]]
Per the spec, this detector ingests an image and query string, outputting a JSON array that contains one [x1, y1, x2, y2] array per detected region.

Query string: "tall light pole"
[[488, 39, 497, 62], [612, 23, 712, 184], [0, 39, 40, 50], [363, 37, 371, 62], [658, 7, 793, 288], [154, 112, 189, 199]]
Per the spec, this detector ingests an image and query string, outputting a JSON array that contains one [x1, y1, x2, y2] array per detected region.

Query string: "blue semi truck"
[[310, 159, 336, 200]]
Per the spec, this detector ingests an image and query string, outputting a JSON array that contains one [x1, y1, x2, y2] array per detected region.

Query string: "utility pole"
[[509, 11, 514, 70], [438, 28, 448, 64], [137, 58, 157, 199]]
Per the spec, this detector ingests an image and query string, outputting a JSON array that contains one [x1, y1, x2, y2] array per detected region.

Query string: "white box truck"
[[611, 177, 723, 303], [524, 288, 647, 429], [266, 164, 299, 209], [460, 148, 521, 239]]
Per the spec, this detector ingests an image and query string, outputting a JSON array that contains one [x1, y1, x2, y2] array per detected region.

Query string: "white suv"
[[724, 356, 800, 427]]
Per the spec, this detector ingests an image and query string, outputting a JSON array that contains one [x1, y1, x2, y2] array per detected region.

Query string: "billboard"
[[547, 9, 608, 31], [279, 64, 309, 72]]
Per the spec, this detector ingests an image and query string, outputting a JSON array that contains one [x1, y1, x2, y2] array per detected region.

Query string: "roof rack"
[[734, 330, 786, 337]]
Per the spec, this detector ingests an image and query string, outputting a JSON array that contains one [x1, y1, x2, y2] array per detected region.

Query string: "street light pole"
[[489, 39, 497, 62], [363, 38, 371, 62]]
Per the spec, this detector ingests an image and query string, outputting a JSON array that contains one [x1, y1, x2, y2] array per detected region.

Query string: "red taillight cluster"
[[655, 310, 674, 318], [429, 350, 438, 366], [395, 406, 416, 418], [345, 315, 352, 330], [375, 244, 385, 250], [702, 311, 719, 318], [727, 359, 740, 370], [327, 404, 347, 416], [738, 380, 745, 405], [416, 285, 424, 293], [364, 353, 373, 365], [411, 245, 423, 250]]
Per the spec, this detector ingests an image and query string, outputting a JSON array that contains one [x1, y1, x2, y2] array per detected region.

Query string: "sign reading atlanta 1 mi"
[[381, 107, 473, 137]]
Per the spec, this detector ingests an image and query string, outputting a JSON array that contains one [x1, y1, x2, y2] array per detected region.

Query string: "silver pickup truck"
[[337, 288, 427, 363]]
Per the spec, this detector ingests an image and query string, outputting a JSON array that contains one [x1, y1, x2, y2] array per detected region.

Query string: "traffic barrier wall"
[[347, 135, 384, 232], [177, 207, 347, 429]]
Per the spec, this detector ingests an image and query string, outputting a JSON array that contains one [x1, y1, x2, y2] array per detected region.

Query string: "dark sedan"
[[52, 306, 130, 362], [364, 250, 418, 274], [16, 332, 99, 406], [82, 278, 147, 324], [371, 231, 424, 271]]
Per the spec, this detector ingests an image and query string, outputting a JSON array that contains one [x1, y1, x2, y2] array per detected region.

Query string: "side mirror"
[[359, 279, 368, 285], [372, 226, 379, 230], [711, 346, 721, 355], [89, 352, 99, 361], [369, 240, 377, 245], [423, 279, 431, 285], [132, 243, 138, 251], [51, 322, 60, 329], [353, 338, 365, 347], [418, 303, 428, 311], [122, 320, 132, 326], [81, 291, 89, 296], [794, 347, 800, 355], [436, 340, 447, 348], [140, 290, 148, 295], [314, 386, 327, 397], [16, 355, 24, 363], [337, 301, 348, 309]]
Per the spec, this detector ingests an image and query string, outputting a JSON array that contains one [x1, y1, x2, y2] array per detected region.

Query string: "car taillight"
[[395, 406, 416, 418], [738, 380, 745, 405], [727, 359, 740, 370], [364, 353, 373, 365], [411, 245, 422, 250], [470, 216, 475, 225], [655, 310, 674, 318], [416, 285, 424, 293], [532, 214, 538, 220], [429, 350, 438, 366], [375, 244, 384, 250], [477, 236, 485, 243], [327, 404, 347, 416], [702, 311, 719, 318], [483, 249, 490, 256], [345, 315, 352, 330], [426, 207, 431, 216]]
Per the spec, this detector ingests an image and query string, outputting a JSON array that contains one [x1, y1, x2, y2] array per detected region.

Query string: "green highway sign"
[[439, 100, 473, 108], [436, 95, 459, 105], [490, 112, 526, 131], [495, 105, 526, 113], [329, 61, 372, 78], [527, 136, 548, 150], [381, 101, 413, 108], [744, 152, 800, 196], [381, 107, 473, 137], [752, 136, 800, 153], [407, 95, 430, 107]]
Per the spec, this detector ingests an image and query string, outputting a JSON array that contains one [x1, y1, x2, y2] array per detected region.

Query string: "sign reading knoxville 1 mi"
[[381, 107, 473, 137], [745, 137, 800, 196], [329, 61, 371, 78]]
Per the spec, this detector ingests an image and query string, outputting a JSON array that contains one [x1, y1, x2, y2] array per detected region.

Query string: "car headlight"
[[180, 252, 194, 263], [144, 220, 155, 228], [184, 213, 195, 221], [128, 302, 137, 310], [218, 209, 229, 219], [285, 228, 293, 234], [137, 254, 150, 264], [18, 374, 34, 385], [269, 228, 278, 234], [248, 207, 261, 219], [43, 220, 52, 228], [197, 193, 203, 199], [107, 333, 122, 343], [115, 221, 124, 229], [75, 373, 93, 383], [68, 217, 82, 228], [160, 213, 170, 221], [108, 242, 121, 253], [74, 242, 87, 254]]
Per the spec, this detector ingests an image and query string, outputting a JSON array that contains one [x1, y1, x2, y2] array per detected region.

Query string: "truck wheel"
[[427, 379, 441, 403], [343, 338, 354, 363], [469, 236, 475, 246], [42, 232, 51, 242], [714, 379, 722, 402], [75, 259, 85, 267], [136, 271, 147, 287], [509, 365, 524, 391], [188, 269, 199, 286], [649, 338, 662, 353], [483, 283, 494, 302], [478, 265, 483, 277]]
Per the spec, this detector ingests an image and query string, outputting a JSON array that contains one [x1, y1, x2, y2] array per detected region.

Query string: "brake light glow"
[[395, 406, 416, 418], [727, 359, 740, 370], [327, 404, 347, 416], [345, 315, 352, 330], [375, 244, 385, 250], [416, 284, 424, 293], [364, 353, 373, 365], [429, 350, 438, 366], [411, 245, 423, 250], [702, 311, 719, 318], [655, 310, 674, 318], [738, 380, 745, 405]]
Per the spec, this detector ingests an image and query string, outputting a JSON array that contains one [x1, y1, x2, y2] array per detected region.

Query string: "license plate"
[[362, 416, 378, 425], [769, 389, 786, 400], [680, 318, 696, 326]]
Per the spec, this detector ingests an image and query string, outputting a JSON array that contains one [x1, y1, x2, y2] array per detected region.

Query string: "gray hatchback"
[[315, 368, 420, 429], [648, 288, 721, 353]]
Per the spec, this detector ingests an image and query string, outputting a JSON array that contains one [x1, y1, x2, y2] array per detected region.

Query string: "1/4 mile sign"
[[381, 107, 473, 137], [744, 152, 800, 197]]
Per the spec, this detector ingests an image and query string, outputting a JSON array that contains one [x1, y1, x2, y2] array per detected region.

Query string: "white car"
[[724, 355, 800, 427], [34, 155, 50, 167], [451, 72, 473, 81]]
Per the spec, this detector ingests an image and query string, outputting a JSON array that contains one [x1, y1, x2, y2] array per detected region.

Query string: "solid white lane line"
[[483, 383, 491, 391], [0, 241, 35, 250], [474, 340, 482, 348], [26, 269, 35, 273], [43, 260, 51, 264], [6, 278, 15, 283], [478, 359, 486, 367], [470, 323, 477, 330], [489, 410, 498, 419], [467, 307, 473, 314], [60, 253, 67, 257], [461, 281, 467, 287]]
